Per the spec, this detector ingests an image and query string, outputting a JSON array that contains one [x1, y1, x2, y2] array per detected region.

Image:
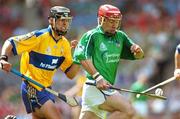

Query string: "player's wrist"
[[174, 69, 180, 74], [0, 55, 8, 61], [92, 72, 103, 82], [92, 72, 100, 79]]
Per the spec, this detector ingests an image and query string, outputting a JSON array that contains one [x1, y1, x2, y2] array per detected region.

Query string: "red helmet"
[[98, 4, 122, 19]]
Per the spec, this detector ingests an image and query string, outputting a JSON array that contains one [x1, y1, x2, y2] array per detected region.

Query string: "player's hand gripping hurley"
[[86, 82, 167, 100], [10, 68, 79, 107]]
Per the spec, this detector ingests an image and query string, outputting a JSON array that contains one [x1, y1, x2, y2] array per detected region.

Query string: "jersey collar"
[[48, 25, 61, 43]]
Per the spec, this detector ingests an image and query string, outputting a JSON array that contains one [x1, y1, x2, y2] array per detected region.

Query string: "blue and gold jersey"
[[9, 26, 73, 90]]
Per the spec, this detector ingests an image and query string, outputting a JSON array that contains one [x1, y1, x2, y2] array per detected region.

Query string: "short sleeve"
[[8, 31, 40, 55], [73, 32, 94, 64], [60, 38, 73, 73], [120, 32, 136, 60]]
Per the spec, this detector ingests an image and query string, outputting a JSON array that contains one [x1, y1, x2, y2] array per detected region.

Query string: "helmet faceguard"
[[49, 6, 72, 36]]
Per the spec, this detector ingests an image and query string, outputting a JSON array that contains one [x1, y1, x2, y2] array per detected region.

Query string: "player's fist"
[[130, 44, 144, 59], [0, 60, 12, 72], [96, 78, 111, 90], [71, 40, 78, 49], [174, 69, 180, 80]]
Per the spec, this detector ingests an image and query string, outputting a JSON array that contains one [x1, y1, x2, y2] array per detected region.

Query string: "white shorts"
[[81, 80, 117, 119]]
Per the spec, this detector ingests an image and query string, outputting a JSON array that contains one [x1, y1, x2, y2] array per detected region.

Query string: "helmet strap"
[[98, 17, 105, 26]]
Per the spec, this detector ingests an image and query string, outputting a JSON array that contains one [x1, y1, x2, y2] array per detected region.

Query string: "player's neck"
[[52, 30, 62, 41]]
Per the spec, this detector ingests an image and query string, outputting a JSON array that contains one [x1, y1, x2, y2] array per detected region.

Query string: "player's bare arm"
[[130, 44, 144, 59], [80, 59, 110, 90], [174, 45, 180, 80], [0, 40, 13, 72], [71, 40, 78, 49], [66, 63, 80, 79]]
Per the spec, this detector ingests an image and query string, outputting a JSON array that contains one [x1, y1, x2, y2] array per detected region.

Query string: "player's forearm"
[[1, 40, 13, 57], [80, 59, 97, 77], [175, 51, 180, 69], [0, 40, 13, 71], [66, 63, 80, 79]]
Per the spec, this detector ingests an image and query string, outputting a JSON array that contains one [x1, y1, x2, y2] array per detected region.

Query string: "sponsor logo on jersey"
[[29, 51, 65, 71], [52, 58, 58, 64], [102, 52, 120, 63], [106, 54, 120, 63], [40, 58, 59, 69], [40, 62, 57, 69]]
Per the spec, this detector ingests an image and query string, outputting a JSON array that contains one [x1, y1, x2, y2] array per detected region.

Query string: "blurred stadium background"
[[0, 0, 180, 119]]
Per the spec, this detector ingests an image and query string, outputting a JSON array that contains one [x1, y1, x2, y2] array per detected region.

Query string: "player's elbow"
[[66, 64, 80, 79]]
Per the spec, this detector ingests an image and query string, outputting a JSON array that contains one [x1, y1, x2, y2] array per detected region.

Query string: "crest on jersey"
[[46, 46, 52, 55], [100, 42, 107, 51]]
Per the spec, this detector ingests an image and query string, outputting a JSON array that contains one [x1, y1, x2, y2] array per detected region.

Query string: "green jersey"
[[74, 26, 136, 84]]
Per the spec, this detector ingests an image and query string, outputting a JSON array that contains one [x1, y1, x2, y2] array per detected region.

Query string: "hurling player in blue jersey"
[[174, 44, 180, 80], [0, 6, 79, 119]]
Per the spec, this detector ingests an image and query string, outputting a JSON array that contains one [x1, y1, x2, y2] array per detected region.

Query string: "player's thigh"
[[99, 92, 134, 113], [79, 111, 100, 119], [33, 100, 61, 119]]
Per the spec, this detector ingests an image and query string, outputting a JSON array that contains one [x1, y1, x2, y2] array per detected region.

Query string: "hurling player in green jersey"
[[74, 4, 144, 119]]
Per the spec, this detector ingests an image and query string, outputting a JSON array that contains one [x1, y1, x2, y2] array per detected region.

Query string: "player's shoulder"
[[62, 36, 70, 43], [34, 27, 50, 37], [8, 30, 37, 41], [116, 30, 129, 39], [86, 28, 98, 35], [116, 30, 126, 35]]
